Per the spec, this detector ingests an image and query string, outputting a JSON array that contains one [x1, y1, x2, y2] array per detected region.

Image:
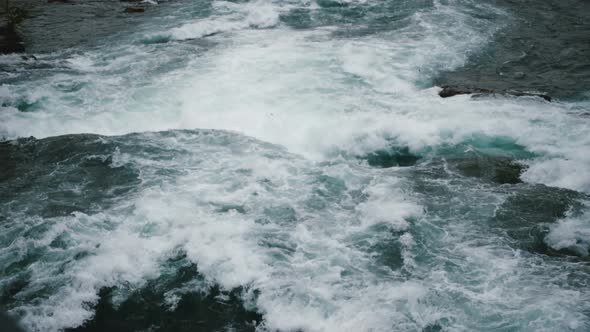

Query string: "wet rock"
[[439, 85, 552, 102], [0, 25, 25, 54], [20, 54, 37, 61], [124, 6, 145, 13], [439, 86, 492, 98]]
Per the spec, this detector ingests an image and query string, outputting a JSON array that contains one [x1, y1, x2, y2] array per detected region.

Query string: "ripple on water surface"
[[0, 0, 589, 330]]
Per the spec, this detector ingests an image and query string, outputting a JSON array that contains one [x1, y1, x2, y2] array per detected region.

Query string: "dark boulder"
[[124, 6, 145, 13], [439, 85, 552, 102], [439, 86, 493, 98], [0, 25, 25, 54]]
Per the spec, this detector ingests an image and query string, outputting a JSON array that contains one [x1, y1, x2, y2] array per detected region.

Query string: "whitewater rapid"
[[1, 0, 589, 331]]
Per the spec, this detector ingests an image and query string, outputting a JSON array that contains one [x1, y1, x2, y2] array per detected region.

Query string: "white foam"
[[545, 206, 590, 256], [168, 0, 281, 40], [2, 0, 588, 193], [356, 179, 423, 230], [1, 6, 589, 191], [6, 129, 590, 331], [2, 0, 590, 330], [522, 158, 590, 194], [11, 212, 175, 331], [7, 131, 429, 331]]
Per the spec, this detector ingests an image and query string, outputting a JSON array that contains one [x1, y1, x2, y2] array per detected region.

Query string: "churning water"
[[1, 0, 589, 331]]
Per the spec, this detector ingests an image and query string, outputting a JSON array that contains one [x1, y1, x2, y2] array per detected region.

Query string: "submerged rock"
[[124, 6, 145, 13], [20, 54, 37, 61], [362, 147, 421, 168], [492, 184, 587, 258], [0, 134, 142, 217], [439, 85, 552, 102], [450, 156, 525, 184], [439, 86, 492, 98]]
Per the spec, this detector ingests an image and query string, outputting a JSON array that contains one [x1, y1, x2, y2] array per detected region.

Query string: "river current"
[[1, 0, 589, 331]]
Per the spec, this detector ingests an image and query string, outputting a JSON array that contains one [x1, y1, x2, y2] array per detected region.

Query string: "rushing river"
[[1, 0, 589, 331]]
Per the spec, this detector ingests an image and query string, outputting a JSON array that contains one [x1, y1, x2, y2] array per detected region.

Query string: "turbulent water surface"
[[1, 0, 590, 331]]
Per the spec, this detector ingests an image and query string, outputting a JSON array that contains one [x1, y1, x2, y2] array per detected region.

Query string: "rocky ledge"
[[439, 86, 552, 102], [0, 24, 24, 54]]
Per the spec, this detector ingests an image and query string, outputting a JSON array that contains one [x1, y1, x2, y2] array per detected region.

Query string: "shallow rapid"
[[1, 0, 589, 331]]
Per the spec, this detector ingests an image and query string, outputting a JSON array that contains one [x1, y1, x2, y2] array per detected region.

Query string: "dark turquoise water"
[[435, 0, 590, 100], [1, 0, 590, 331]]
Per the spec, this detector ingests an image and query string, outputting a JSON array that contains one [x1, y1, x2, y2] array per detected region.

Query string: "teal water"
[[1, 0, 590, 331]]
